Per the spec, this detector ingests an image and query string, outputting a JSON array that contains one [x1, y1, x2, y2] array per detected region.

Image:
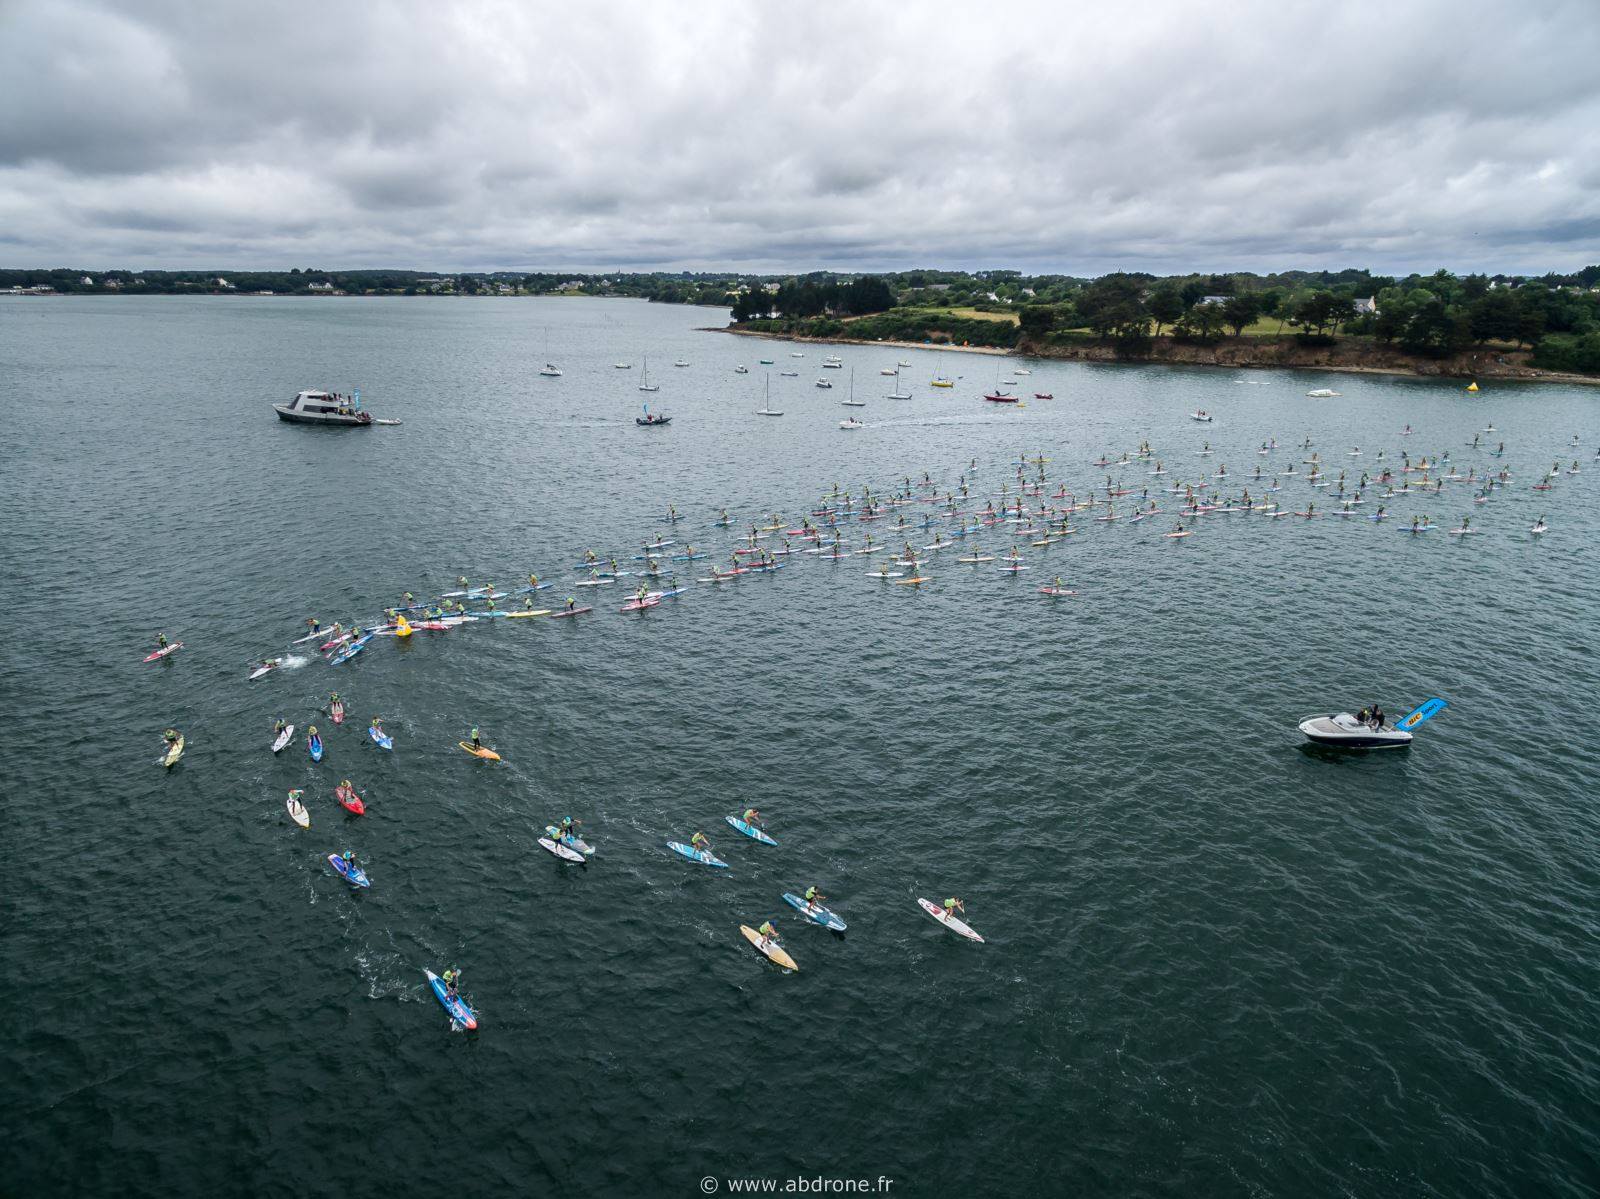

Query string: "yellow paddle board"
[[740, 925, 798, 971], [506, 609, 551, 618], [162, 736, 184, 768], [458, 742, 501, 761]]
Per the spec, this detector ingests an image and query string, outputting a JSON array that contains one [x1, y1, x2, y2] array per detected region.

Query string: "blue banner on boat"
[[1397, 697, 1447, 731]]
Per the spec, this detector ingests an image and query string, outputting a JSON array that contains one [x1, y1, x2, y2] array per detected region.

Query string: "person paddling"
[[442, 966, 462, 999], [942, 897, 967, 920], [756, 920, 780, 949], [690, 831, 714, 857], [803, 885, 827, 914], [741, 807, 762, 829]]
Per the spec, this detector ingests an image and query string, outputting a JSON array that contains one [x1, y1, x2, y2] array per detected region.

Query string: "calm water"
[[4, 296, 1599, 1197]]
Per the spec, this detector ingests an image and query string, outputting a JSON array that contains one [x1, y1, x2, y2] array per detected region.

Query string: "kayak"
[[725, 815, 777, 846], [545, 825, 595, 855], [917, 897, 985, 943], [458, 741, 501, 761], [286, 791, 310, 828], [548, 607, 593, 619], [424, 969, 478, 1030], [335, 783, 365, 815], [330, 700, 345, 725], [271, 723, 296, 753], [505, 609, 551, 618], [369, 726, 394, 750], [327, 853, 371, 888], [143, 642, 182, 663], [248, 663, 280, 681], [667, 840, 729, 868], [739, 925, 799, 971], [308, 732, 324, 762], [161, 735, 185, 768], [537, 837, 587, 863], [782, 892, 846, 931]]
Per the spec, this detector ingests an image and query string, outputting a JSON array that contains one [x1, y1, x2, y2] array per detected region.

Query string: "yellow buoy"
[[1466, 380, 1479, 392]]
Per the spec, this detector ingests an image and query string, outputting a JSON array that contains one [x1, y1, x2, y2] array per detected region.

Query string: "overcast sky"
[[2, 0, 1597, 276]]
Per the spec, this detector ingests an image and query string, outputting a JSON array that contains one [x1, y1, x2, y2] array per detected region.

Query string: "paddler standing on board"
[[305, 616, 321, 635], [527, 572, 539, 589], [442, 966, 462, 999], [741, 807, 763, 829], [469, 727, 482, 753], [803, 884, 827, 914], [942, 897, 967, 920], [564, 596, 577, 613], [690, 831, 714, 857], [155, 631, 169, 651], [756, 920, 781, 950], [635, 583, 650, 605]]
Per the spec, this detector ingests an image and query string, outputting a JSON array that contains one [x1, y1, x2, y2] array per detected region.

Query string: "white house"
[[1197, 294, 1230, 306], [307, 281, 334, 292], [1352, 296, 1377, 314]]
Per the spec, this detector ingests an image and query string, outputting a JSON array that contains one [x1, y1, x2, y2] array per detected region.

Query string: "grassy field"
[[886, 305, 1020, 326]]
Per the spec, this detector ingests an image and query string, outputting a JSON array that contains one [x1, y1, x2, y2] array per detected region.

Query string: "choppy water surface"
[[3, 296, 1598, 1197]]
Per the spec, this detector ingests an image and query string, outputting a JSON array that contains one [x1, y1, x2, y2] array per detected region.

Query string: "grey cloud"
[[1, 0, 1597, 274]]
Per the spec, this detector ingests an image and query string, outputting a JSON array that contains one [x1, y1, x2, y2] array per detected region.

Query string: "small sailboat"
[[538, 326, 561, 376], [887, 369, 911, 400], [639, 357, 659, 392], [931, 352, 954, 388], [757, 375, 783, 417], [841, 367, 865, 407]]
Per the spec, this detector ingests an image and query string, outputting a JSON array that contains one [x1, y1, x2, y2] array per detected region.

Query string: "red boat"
[[982, 393, 1019, 403]]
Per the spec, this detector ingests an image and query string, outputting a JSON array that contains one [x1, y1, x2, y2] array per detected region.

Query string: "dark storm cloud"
[[1, 0, 1597, 273]]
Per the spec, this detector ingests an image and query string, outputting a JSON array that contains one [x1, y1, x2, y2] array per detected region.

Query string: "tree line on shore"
[[8, 263, 1599, 372]]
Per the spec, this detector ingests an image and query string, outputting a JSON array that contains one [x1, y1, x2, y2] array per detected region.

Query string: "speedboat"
[[1190, 411, 1213, 422], [539, 363, 562, 377], [840, 417, 865, 430], [1297, 698, 1446, 749], [636, 412, 671, 426], [272, 390, 375, 426], [1306, 388, 1340, 397]]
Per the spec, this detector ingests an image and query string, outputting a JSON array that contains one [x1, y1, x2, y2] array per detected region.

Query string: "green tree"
[[1221, 293, 1262, 337], [1018, 304, 1057, 339], [1147, 288, 1184, 338]]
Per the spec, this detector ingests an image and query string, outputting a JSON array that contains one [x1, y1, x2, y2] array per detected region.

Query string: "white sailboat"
[[887, 369, 911, 400], [538, 327, 561, 376], [841, 367, 865, 407], [639, 357, 659, 392], [757, 375, 783, 416]]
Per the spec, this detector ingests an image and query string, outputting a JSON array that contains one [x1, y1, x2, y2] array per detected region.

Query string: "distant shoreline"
[[710, 324, 1600, 385]]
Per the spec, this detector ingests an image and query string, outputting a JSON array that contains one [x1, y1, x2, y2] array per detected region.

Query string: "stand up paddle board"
[[538, 837, 586, 863], [424, 969, 478, 1030], [161, 736, 184, 768], [335, 783, 365, 815], [548, 606, 593, 618], [271, 724, 295, 753], [667, 841, 728, 868], [725, 816, 777, 846], [739, 925, 799, 970], [308, 732, 324, 762], [544, 826, 595, 855], [327, 854, 371, 888], [782, 892, 846, 931], [458, 742, 501, 761], [286, 791, 310, 828], [368, 726, 393, 750], [143, 642, 182, 663], [917, 897, 984, 942]]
